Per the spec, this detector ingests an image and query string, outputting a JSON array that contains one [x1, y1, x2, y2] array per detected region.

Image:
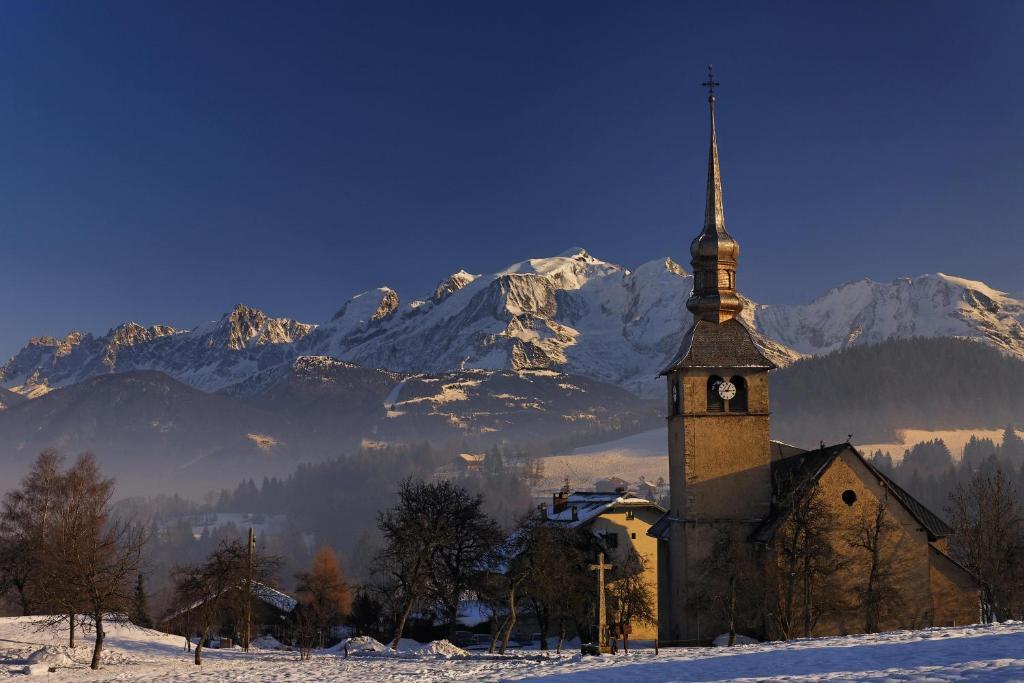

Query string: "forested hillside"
[[772, 337, 1024, 445]]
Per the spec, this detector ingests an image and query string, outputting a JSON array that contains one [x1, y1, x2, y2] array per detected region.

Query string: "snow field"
[[2, 616, 1024, 681]]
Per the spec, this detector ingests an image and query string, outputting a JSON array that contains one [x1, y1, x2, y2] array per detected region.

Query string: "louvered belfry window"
[[707, 375, 725, 412], [728, 375, 748, 413]]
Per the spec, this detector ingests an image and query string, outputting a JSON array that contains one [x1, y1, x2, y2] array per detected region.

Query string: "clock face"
[[717, 380, 737, 400]]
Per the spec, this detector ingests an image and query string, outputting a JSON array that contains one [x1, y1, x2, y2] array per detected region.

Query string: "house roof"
[[163, 581, 297, 622], [752, 442, 953, 544], [660, 318, 775, 374], [546, 491, 664, 529]]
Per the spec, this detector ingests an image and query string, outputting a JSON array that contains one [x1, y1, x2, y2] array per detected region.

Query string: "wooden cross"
[[702, 64, 720, 97], [589, 551, 614, 652]]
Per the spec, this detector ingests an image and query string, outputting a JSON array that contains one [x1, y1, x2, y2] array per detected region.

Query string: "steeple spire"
[[687, 65, 744, 324]]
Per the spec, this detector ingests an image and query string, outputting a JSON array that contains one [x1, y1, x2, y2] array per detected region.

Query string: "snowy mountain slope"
[[299, 248, 798, 396], [0, 359, 658, 495], [2, 249, 1022, 399], [0, 371, 294, 496], [755, 273, 1024, 358]]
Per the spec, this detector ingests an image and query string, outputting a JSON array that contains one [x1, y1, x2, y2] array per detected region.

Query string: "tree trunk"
[[488, 619, 504, 654], [499, 587, 516, 655], [445, 602, 459, 641], [623, 630, 629, 654], [802, 553, 812, 638], [16, 585, 30, 616], [195, 626, 209, 665], [184, 633, 190, 651], [391, 593, 417, 651], [90, 613, 104, 670], [727, 575, 737, 646], [556, 618, 566, 654], [69, 613, 76, 648], [537, 609, 549, 651]]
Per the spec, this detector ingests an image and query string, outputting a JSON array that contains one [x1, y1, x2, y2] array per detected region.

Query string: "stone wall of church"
[[929, 549, 981, 627], [812, 451, 935, 635]]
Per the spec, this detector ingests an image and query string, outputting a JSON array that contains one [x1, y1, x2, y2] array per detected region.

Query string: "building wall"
[[587, 504, 663, 641], [811, 452, 936, 636], [929, 549, 980, 627]]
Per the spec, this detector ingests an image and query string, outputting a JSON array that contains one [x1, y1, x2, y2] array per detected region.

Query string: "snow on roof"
[[163, 581, 296, 622], [545, 491, 663, 528], [252, 583, 298, 614]]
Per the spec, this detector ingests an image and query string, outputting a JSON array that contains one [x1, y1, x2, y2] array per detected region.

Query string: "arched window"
[[728, 375, 748, 413], [707, 375, 725, 413], [671, 379, 681, 415]]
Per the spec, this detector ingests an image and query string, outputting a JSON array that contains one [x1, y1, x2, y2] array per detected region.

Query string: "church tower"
[[660, 68, 775, 644]]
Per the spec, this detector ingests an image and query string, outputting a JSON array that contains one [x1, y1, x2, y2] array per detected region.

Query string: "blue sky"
[[1, 1, 1022, 360]]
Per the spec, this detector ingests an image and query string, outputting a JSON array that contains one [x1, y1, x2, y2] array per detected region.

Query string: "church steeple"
[[686, 66, 744, 324]]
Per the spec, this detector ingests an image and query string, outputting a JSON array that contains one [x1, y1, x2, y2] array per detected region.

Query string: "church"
[[648, 73, 979, 645]]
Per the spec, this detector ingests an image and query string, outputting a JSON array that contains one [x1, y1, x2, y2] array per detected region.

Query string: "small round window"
[[842, 490, 857, 506]]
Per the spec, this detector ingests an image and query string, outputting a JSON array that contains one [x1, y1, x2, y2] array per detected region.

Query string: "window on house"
[[604, 532, 619, 549], [707, 375, 725, 412], [631, 532, 637, 540], [671, 380, 680, 416], [626, 510, 635, 520], [728, 375, 748, 413], [842, 490, 857, 506]]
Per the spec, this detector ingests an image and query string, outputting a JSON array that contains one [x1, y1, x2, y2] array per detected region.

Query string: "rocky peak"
[[331, 288, 399, 326], [433, 270, 478, 303], [217, 304, 271, 350]]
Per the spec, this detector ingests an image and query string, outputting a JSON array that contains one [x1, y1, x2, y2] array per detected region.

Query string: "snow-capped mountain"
[[0, 305, 313, 396], [754, 273, 1024, 358], [2, 248, 1022, 399]]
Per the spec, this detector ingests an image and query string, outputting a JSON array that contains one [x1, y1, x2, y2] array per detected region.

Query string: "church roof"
[[660, 317, 775, 374], [752, 443, 953, 544], [649, 441, 954, 544]]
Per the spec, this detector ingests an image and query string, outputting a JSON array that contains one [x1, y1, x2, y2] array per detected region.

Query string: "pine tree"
[[131, 574, 152, 628]]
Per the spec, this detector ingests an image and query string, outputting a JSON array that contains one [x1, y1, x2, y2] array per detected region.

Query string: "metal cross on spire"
[[702, 64, 720, 98]]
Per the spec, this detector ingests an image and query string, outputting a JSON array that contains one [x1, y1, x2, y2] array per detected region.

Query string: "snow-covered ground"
[[3, 616, 1024, 681]]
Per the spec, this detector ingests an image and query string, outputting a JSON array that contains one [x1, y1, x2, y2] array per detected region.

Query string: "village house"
[[161, 582, 297, 647], [650, 73, 979, 645], [432, 453, 487, 480], [544, 490, 664, 642]]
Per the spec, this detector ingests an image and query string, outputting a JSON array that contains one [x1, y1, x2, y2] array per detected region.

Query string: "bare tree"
[[949, 467, 1024, 621], [0, 451, 63, 622], [0, 536, 35, 615], [64, 454, 149, 670], [767, 480, 845, 639], [846, 497, 905, 633], [427, 491, 502, 639], [374, 479, 499, 649], [694, 527, 762, 645], [607, 548, 656, 652], [170, 539, 281, 665], [520, 522, 591, 652]]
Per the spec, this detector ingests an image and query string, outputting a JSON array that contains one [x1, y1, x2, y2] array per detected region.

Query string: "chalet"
[[161, 582, 297, 646], [543, 490, 664, 642]]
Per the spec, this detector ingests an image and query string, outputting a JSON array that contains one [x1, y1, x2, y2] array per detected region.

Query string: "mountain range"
[[4, 248, 1023, 400], [2, 247, 1023, 495]]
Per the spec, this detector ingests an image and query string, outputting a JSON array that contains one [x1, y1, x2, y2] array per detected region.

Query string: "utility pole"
[[589, 551, 614, 653], [244, 527, 255, 652]]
